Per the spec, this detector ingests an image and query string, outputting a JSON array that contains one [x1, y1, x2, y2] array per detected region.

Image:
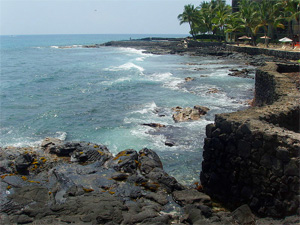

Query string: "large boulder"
[[172, 189, 211, 206], [231, 204, 256, 225], [172, 105, 210, 122], [138, 148, 163, 174], [109, 149, 139, 173]]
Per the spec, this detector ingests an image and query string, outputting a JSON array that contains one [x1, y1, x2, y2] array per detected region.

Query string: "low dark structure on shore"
[[201, 62, 300, 217]]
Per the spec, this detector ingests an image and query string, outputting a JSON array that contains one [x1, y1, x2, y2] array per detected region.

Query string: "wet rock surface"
[[172, 106, 210, 122], [1, 139, 297, 224], [228, 68, 255, 79]]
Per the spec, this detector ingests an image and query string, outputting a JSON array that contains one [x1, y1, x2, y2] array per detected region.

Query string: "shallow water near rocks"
[[0, 34, 254, 185]]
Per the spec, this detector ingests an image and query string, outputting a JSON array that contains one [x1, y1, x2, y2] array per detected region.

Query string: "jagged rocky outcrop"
[[228, 68, 255, 79], [2, 138, 248, 225], [2, 137, 296, 224], [0, 139, 187, 224], [172, 106, 210, 122]]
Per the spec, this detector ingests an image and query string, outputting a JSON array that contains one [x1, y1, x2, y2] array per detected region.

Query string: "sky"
[[0, 0, 232, 35]]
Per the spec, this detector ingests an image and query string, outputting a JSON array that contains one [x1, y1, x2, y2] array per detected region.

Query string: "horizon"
[[0, 33, 190, 36], [0, 0, 232, 36]]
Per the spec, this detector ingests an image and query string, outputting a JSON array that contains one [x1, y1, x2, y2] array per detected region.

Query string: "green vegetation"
[[178, 0, 300, 47]]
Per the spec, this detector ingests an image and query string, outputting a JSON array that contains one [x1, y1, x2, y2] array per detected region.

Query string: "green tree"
[[196, 1, 215, 40], [257, 0, 284, 47], [237, 0, 260, 45], [278, 0, 300, 38], [211, 0, 232, 41], [225, 13, 245, 42], [178, 4, 199, 39]]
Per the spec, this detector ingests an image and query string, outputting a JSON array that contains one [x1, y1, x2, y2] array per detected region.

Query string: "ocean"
[[0, 34, 254, 184]]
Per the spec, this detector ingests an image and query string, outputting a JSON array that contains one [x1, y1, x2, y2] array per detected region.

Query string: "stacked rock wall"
[[187, 41, 224, 48], [200, 62, 300, 217], [226, 45, 300, 60]]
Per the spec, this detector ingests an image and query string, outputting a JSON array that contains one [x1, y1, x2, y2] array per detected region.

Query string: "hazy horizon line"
[[0, 33, 190, 36]]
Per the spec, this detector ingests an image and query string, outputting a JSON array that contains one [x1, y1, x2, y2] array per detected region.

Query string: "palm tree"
[[178, 4, 199, 39], [257, 0, 284, 47], [225, 13, 245, 42], [237, 0, 261, 45], [278, 0, 300, 39], [211, 0, 232, 42], [196, 1, 215, 40]]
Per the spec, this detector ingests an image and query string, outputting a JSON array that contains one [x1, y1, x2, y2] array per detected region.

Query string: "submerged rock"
[[185, 77, 195, 82], [228, 68, 254, 79], [207, 88, 221, 94], [142, 123, 166, 128]]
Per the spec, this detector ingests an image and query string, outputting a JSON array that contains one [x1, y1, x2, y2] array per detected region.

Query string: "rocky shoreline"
[[1, 138, 298, 224], [92, 38, 295, 67], [1, 39, 299, 224]]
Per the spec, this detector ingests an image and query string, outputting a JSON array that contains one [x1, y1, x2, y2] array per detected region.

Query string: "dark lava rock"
[[172, 189, 211, 206], [165, 140, 175, 147], [15, 154, 33, 174], [228, 68, 254, 79], [109, 149, 138, 173], [142, 123, 166, 128], [41, 137, 64, 150], [138, 148, 163, 174], [49, 142, 80, 156], [2, 136, 297, 224], [70, 143, 112, 165], [231, 204, 256, 225]]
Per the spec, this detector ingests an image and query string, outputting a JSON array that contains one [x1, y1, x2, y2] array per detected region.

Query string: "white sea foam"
[[50, 45, 83, 49], [145, 72, 185, 91], [132, 101, 157, 115], [119, 47, 152, 56], [104, 62, 145, 73], [116, 77, 131, 83], [100, 77, 132, 86], [163, 79, 185, 91], [72, 45, 83, 48], [0, 131, 67, 148], [54, 131, 67, 141], [136, 57, 145, 61], [130, 126, 167, 149], [148, 72, 173, 82]]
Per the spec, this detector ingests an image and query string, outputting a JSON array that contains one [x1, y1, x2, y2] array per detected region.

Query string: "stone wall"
[[200, 62, 300, 217], [186, 42, 300, 60], [226, 45, 300, 60], [102, 40, 181, 48], [187, 41, 224, 48]]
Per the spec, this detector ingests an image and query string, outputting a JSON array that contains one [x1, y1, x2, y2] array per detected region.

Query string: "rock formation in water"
[[172, 106, 210, 122]]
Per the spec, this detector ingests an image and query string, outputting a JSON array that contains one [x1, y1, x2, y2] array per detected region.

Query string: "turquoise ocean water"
[[0, 34, 254, 184]]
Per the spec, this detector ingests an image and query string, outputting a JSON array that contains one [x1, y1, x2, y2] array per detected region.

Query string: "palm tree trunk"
[[288, 20, 292, 38], [264, 26, 269, 48], [189, 21, 195, 39]]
